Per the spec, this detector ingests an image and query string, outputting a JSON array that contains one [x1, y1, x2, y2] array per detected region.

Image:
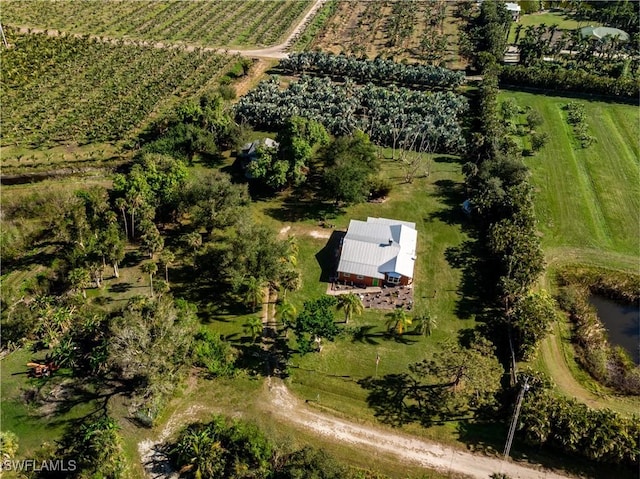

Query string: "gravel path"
[[266, 380, 572, 479]]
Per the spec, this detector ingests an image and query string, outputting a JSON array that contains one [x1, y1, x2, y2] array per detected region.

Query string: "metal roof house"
[[238, 137, 279, 179], [336, 217, 417, 287], [505, 2, 521, 21]]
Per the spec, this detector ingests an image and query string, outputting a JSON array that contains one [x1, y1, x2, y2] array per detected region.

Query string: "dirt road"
[[13, 0, 328, 59], [266, 380, 571, 479]]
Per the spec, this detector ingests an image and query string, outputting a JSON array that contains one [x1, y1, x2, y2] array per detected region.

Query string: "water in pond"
[[589, 295, 640, 365]]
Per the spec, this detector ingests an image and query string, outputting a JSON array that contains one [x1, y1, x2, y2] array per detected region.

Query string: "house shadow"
[[315, 230, 345, 283]]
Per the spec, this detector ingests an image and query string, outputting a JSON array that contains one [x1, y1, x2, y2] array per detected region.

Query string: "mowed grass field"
[[1, 0, 312, 48], [500, 91, 639, 263]]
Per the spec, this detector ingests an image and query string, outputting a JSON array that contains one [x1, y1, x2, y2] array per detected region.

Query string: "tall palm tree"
[[336, 293, 364, 324], [243, 276, 265, 311], [385, 309, 412, 336], [276, 300, 297, 334], [244, 316, 263, 343], [141, 261, 157, 298], [159, 250, 175, 283], [115, 197, 128, 240]]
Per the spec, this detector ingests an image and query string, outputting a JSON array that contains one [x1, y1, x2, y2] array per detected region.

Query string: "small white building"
[[505, 2, 521, 21]]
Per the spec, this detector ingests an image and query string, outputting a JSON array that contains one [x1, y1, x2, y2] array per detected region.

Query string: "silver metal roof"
[[337, 217, 417, 279]]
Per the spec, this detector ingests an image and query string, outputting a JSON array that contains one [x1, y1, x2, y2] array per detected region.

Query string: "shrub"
[[367, 176, 393, 200]]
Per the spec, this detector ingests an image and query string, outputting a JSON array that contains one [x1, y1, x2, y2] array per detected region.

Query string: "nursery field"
[[309, 0, 465, 67], [1, 0, 312, 48], [0, 30, 236, 151], [499, 91, 640, 263]]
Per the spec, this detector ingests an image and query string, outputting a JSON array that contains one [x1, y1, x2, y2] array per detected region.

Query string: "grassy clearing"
[[507, 11, 599, 43], [1, 0, 312, 48], [263, 155, 473, 422], [499, 91, 639, 259], [0, 349, 99, 456]]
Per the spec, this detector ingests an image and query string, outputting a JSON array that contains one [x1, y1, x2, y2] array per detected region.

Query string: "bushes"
[[556, 266, 640, 395], [564, 102, 594, 148], [279, 51, 465, 89], [169, 416, 355, 479], [500, 64, 640, 99], [519, 386, 639, 466], [192, 330, 238, 377]]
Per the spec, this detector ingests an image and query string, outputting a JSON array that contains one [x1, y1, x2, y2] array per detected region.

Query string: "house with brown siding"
[[336, 217, 417, 287]]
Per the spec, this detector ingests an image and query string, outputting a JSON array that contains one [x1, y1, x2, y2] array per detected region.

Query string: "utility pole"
[[503, 376, 529, 460], [0, 23, 8, 49]]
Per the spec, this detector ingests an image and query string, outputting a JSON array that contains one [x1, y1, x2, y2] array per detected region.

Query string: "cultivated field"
[[1, 0, 312, 48], [500, 91, 639, 261], [309, 0, 465, 67], [1, 30, 235, 151]]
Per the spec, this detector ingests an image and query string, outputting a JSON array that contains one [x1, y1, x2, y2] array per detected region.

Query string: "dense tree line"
[[235, 76, 467, 154], [459, 0, 512, 71], [461, 2, 638, 467], [500, 63, 640, 98], [518, 374, 639, 467], [279, 51, 465, 89]]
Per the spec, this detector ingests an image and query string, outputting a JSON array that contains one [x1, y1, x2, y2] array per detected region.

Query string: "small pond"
[[589, 295, 640, 365]]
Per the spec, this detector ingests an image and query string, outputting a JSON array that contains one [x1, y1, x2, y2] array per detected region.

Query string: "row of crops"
[[235, 76, 467, 153], [1, 31, 235, 148], [311, 0, 458, 63], [279, 52, 465, 89], [1, 0, 311, 47]]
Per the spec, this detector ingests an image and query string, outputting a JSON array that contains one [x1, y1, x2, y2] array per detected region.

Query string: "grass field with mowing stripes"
[[500, 91, 639, 260]]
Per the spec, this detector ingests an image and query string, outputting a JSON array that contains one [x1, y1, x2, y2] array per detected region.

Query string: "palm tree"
[[279, 268, 301, 299], [385, 309, 412, 336], [183, 231, 202, 253], [414, 311, 437, 336], [244, 316, 263, 343], [513, 24, 524, 46], [172, 426, 225, 478], [336, 293, 364, 324], [115, 197, 128, 239], [243, 276, 265, 311], [159, 250, 175, 283], [276, 300, 297, 335], [68, 267, 91, 299], [141, 261, 157, 297]]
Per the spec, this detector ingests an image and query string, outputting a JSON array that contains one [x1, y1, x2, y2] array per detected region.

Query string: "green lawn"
[[499, 90, 639, 415], [500, 91, 639, 262], [0, 349, 99, 457], [249, 155, 476, 425], [508, 11, 599, 43]]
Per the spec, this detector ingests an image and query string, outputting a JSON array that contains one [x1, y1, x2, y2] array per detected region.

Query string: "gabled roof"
[[240, 138, 279, 158], [337, 217, 417, 279]]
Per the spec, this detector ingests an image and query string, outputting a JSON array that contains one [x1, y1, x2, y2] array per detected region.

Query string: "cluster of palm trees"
[[515, 23, 637, 68], [279, 52, 464, 89], [235, 76, 467, 154], [3, 28, 232, 148]]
